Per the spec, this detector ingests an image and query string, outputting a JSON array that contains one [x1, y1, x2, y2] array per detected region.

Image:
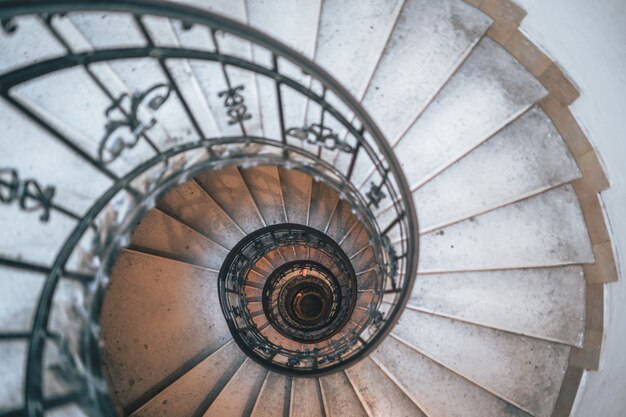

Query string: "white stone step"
[[130, 208, 229, 270], [250, 372, 290, 417], [346, 356, 426, 417], [393, 309, 570, 417], [419, 184, 594, 273], [0, 203, 76, 266], [314, 0, 404, 99], [101, 249, 231, 409], [240, 166, 288, 226], [0, 268, 43, 334], [278, 167, 312, 225], [132, 340, 245, 417], [392, 37, 547, 190], [290, 377, 324, 417], [362, 0, 492, 143], [196, 166, 266, 233], [373, 336, 532, 417], [157, 179, 245, 249], [204, 357, 268, 417], [319, 371, 368, 417], [407, 266, 585, 347], [0, 15, 66, 73], [414, 106, 581, 232], [246, 0, 322, 141], [0, 340, 25, 412], [0, 98, 112, 215]]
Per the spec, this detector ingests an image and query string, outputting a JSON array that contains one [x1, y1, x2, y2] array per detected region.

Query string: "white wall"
[[513, 1, 626, 416]]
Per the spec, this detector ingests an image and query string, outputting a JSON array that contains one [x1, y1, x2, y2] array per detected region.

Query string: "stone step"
[[131, 341, 245, 417], [419, 184, 594, 272], [278, 167, 312, 225], [373, 336, 532, 417], [346, 356, 426, 417], [413, 106, 581, 232], [393, 308, 570, 417], [157, 179, 245, 250], [290, 378, 325, 417], [203, 357, 268, 417], [101, 249, 231, 410], [314, 0, 404, 99], [406, 266, 585, 347], [362, 0, 492, 144], [319, 371, 368, 417], [196, 166, 266, 234], [240, 166, 288, 226], [392, 37, 547, 190], [130, 208, 229, 270], [250, 372, 291, 417], [308, 180, 340, 232]]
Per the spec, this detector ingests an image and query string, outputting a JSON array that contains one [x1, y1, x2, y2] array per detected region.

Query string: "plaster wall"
[[513, 1, 626, 416]]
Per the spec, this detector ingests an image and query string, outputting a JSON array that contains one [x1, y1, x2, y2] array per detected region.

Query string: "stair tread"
[[414, 106, 581, 232], [132, 341, 245, 417], [362, 0, 492, 143], [0, 269, 44, 334], [407, 266, 585, 347], [314, 0, 404, 98], [419, 184, 594, 272], [319, 371, 368, 417], [346, 356, 427, 417], [157, 179, 245, 250], [278, 167, 312, 225], [196, 166, 266, 234], [393, 309, 570, 417], [308, 180, 340, 231], [290, 377, 325, 417], [101, 249, 231, 408], [130, 208, 229, 270], [250, 371, 290, 417], [373, 336, 532, 417], [394, 37, 547, 190], [240, 166, 287, 226], [203, 357, 267, 417]]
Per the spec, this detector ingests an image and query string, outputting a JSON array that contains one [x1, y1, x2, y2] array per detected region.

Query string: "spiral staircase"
[[0, 0, 616, 416]]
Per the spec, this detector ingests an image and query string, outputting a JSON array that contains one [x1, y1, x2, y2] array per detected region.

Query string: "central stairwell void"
[[0, 0, 611, 416]]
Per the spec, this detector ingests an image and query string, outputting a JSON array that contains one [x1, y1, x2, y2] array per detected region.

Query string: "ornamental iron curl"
[[0, 168, 56, 222], [98, 83, 173, 164], [218, 84, 252, 125], [286, 123, 354, 154]]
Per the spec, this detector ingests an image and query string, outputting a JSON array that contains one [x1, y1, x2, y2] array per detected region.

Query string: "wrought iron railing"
[[0, 1, 419, 416]]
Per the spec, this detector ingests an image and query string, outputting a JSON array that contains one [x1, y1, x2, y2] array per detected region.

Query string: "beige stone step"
[[130, 208, 229, 270], [203, 358, 268, 417], [250, 372, 291, 417], [195, 166, 266, 234], [278, 168, 312, 225], [157, 179, 245, 250], [101, 249, 231, 409], [240, 166, 288, 226], [308, 180, 340, 232], [132, 341, 245, 417]]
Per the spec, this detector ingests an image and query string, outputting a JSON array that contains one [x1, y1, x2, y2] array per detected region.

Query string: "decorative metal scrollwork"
[[0, 17, 17, 34], [286, 123, 354, 153], [0, 168, 56, 222], [218, 85, 252, 125], [366, 180, 386, 208], [99, 83, 173, 164]]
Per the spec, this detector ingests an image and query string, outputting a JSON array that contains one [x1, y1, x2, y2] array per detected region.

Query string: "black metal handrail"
[[0, 2, 419, 416]]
